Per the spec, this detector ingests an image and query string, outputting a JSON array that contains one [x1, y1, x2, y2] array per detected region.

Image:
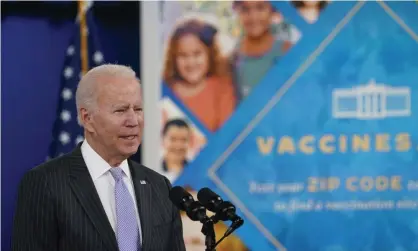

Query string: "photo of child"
[[230, 0, 300, 101], [160, 98, 206, 182], [161, 119, 191, 183], [291, 0, 329, 24], [161, 0, 301, 130], [163, 18, 237, 132], [158, 1, 300, 249]]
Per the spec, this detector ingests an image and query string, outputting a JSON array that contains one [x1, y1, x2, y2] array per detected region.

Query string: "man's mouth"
[[120, 135, 137, 140]]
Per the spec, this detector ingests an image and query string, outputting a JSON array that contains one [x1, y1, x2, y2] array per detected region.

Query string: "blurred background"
[[2, 1, 418, 251]]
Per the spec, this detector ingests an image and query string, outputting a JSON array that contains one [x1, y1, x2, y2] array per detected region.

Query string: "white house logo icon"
[[332, 79, 411, 119]]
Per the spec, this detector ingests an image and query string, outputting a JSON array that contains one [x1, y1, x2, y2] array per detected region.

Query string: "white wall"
[[140, 1, 162, 171]]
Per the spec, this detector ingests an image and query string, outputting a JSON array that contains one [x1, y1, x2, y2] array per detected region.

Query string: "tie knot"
[[109, 167, 124, 181]]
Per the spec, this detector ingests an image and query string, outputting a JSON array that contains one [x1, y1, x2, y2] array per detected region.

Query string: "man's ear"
[[79, 108, 95, 133]]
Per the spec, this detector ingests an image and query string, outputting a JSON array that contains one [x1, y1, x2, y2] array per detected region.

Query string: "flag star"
[[60, 110, 71, 123], [93, 51, 104, 64], [75, 135, 84, 145], [64, 67, 74, 79], [67, 45, 75, 56], [59, 131, 71, 145], [61, 88, 73, 101]]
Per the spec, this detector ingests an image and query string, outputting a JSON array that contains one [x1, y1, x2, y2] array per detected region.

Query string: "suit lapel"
[[68, 146, 118, 251], [129, 160, 153, 250]]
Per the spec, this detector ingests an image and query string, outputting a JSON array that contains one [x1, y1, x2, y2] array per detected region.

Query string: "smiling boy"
[[231, 0, 292, 101]]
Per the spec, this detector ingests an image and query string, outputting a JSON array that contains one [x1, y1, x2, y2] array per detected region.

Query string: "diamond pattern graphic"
[[175, 1, 418, 251]]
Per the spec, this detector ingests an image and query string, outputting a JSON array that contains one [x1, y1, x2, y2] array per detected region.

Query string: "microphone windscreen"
[[197, 187, 219, 206], [169, 186, 192, 211]]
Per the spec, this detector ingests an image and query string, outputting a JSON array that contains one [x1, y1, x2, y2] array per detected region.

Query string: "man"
[[161, 119, 191, 182], [12, 64, 186, 251]]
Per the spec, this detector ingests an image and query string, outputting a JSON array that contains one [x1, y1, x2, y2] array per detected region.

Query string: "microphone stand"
[[201, 214, 244, 251], [201, 218, 216, 251], [211, 217, 244, 249], [197, 204, 244, 251]]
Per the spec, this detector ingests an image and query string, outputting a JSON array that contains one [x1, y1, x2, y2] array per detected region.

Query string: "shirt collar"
[[81, 139, 131, 181]]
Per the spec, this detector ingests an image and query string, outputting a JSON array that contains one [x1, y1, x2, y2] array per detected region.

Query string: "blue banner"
[[160, 1, 418, 250]]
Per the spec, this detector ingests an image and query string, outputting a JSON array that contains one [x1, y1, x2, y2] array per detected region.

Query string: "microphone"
[[170, 186, 220, 250], [169, 186, 208, 223], [197, 187, 244, 236], [197, 187, 241, 221]]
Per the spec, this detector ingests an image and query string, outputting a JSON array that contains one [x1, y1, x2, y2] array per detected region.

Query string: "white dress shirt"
[[81, 140, 142, 241]]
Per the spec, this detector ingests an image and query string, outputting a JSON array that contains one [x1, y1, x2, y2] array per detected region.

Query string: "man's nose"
[[125, 109, 140, 127]]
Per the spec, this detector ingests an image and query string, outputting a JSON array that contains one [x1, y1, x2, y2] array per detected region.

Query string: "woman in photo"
[[163, 19, 237, 132], [231, 0, 293, 101]]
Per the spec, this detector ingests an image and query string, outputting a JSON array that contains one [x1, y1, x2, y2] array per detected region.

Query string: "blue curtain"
[[1, 2, 140, 250]]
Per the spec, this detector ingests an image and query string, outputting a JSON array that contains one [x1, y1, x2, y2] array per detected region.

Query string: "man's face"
[[84, 76, 144, 159], [237, 1, 274, 39], [163, 125, 190, 163]]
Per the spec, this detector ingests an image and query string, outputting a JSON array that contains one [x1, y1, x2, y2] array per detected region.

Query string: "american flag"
[[48, 2, 104, 159]]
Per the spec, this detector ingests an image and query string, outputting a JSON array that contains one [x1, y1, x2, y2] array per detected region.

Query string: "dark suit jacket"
[[11, 144, 186, 251]]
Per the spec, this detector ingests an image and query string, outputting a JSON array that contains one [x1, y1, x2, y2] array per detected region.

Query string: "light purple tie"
[[109, 167, 141, 251]]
